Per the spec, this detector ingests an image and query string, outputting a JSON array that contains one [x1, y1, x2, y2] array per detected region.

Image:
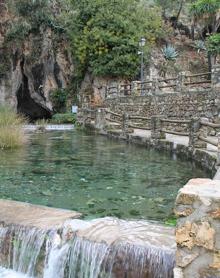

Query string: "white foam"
[[0, 267, 30, 278]]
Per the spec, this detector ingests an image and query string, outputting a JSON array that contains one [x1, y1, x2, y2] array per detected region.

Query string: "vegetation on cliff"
[[0, 106, 26, 149], [67, 0, 166, 79]]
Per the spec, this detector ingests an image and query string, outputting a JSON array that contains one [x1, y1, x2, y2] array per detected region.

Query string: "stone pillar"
[[189, 118, 207, 149], [122, 112, 129, 135], [131, 81, 141, 96], [95, 108, 106, 130], [152, 78, 160, 94], [174, 179, 220, 278], [104, 86, 108, 99], [212, 64, 220, 92], [151, 116, 165, 139], [176, 72, 185, 93], [76, 108, 84, 125], [217, 133, 220, 166]]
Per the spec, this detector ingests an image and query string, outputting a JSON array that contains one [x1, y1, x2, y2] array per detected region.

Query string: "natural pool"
[[0, 130, 211, 221]]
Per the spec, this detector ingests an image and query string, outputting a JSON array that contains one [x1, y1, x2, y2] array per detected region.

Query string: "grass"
[[0, 106, 26, 149]]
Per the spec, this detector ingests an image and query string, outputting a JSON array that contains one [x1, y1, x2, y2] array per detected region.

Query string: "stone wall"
[[105, 90, 220, 121], [174, 179, 220, 278]]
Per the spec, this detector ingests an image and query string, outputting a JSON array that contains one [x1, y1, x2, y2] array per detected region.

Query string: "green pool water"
[[0, 130, 211, 221]]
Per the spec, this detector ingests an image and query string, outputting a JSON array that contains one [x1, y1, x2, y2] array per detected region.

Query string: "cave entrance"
[[17, 65, 51, 121]]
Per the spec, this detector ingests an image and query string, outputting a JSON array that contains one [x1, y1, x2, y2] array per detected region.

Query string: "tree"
[[67, 0, 165, 79], [190, 0, 220, 35], [190, 0, 220, 68]]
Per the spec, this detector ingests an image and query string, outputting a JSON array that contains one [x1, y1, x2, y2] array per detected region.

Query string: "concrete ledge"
[[0, 199, 81, 230], [23, 124, 74, 131]]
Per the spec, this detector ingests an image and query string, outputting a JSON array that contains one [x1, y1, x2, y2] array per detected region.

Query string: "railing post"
[[131, 81, 141, 96], [189, 118, 207, 149], [122, 112, 129, 135], [217, 132, 220, 166], [212, 64, 220, 92], [152, 77, 160, 94], [95, 108, 106, 131], [105, 86, 108, 99], [151, 116, 165, 139], [176, 72, 185, 92]]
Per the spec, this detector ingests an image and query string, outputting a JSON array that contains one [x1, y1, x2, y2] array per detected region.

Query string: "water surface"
[[0, 130, 211, 221]]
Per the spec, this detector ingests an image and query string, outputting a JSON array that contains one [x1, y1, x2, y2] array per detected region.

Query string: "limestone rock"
[[176, 221, 194, 249], [176, 249, 199, 267], [174, 205, 194, 217], [210, 251, 220, 269], [209, 209, 220, 219], [192, 222, 215, 250], [0, 8, 73, 120], [175, 179, 220, 277]]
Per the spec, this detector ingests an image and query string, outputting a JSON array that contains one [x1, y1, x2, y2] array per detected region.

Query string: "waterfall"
[[0, 218, 176, 278], [0, 225, 47, 277], [0, 267, 29, 278]]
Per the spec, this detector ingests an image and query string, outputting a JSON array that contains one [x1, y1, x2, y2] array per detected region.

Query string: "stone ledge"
[[0, 199, 81, 230], [177, 179, 220, 201]]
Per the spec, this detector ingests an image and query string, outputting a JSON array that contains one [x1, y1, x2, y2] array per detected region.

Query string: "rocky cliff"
[[0, 0, 73, 120]]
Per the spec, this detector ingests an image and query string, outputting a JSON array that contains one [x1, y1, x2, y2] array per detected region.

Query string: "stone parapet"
[[174, 179, 220, 277], [212, 64, 220, 91], [151, 115, 166, 139]]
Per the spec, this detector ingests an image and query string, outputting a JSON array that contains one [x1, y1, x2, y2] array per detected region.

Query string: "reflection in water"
[[0, 130, 211, 221]]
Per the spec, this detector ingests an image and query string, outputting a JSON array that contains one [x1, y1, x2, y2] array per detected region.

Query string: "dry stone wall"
[[105, 90, 220, 121], [174, 179, 220, 278]]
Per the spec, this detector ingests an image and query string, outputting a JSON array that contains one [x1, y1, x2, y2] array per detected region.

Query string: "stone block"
[[210, 250, 220, 269], [176, 249, 199, 267]]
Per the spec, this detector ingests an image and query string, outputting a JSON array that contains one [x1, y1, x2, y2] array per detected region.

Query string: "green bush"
[[16, 0, 48, 17], [7, 0, 62, 38], [50, 89, 69, 113], [50, 113, 76, 124], [207, 34, 220, 56], [0, 106, 26, 149], [6, 21, 31, 41]]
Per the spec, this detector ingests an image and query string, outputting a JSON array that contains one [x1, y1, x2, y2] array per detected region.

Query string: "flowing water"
[[0, 130, 211, 221], [0, 218, 176, 278]]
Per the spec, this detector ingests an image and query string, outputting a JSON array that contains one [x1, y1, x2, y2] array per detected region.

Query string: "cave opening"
[[16, 61, 52, 122]]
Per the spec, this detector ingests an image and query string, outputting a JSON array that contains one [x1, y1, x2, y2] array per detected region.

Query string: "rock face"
[[79, 72, 126, 108], [174, 179, 220, 278], [0, 2, 73, 120]]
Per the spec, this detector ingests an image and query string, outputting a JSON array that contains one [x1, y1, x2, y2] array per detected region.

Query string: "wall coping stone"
[[178, 179, 220, 200]]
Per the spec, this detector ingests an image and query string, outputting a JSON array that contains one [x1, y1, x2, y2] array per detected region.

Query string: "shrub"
[[16, 0, 49, 17], [50, 89, 69, 113], [162, 45, 179, 61], [194, 40, 206, 52], [207, 34, 220, 56], [50, 113, 76, 124], [6, 21, 31, 41], [0, 106, 26, 149]]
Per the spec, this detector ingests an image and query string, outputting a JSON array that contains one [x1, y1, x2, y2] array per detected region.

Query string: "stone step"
[[0, 199, 81, 230]]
